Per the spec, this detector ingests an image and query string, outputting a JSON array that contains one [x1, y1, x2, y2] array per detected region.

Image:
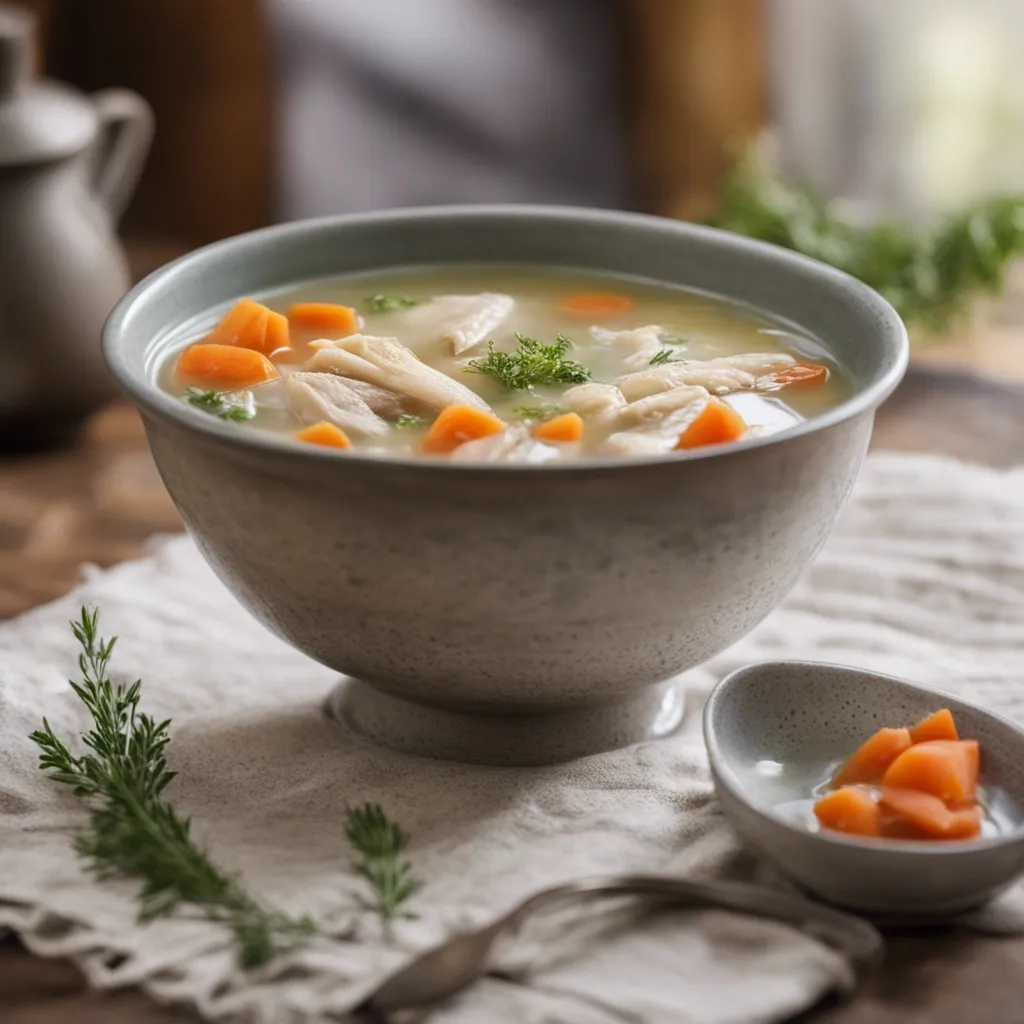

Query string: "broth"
[[158, 264, 849, 462]]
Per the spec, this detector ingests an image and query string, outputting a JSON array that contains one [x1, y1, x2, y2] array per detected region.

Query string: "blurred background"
[[0, 0, 1022, 617]]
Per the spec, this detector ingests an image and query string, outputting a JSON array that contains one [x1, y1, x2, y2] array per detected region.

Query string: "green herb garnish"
[[365, 294, 418, 314], [185, 388, 254, 423], [344, 803, 422, 924], [512, 404, 560, 421], [709, 148, 1024, 332], [393, 414, 426, 430], [30, 609, 315, 968], [466, 333, 591, 391], [648, 349, 680, 366]]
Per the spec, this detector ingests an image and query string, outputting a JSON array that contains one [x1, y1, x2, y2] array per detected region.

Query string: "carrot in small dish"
[[675, 399, 747, 450], [882, 740, 979, 804], [833, 727, 912, 787], [176, 343, 280, 390], [532, 412, 583, 443], [909, 708, 959, 744], [879, 787, 982, 840], [559, 292, 634, 317], [296, 422, 351, 449], [813, 786, 881, 837], [287, 302, 360, 339], [422, 404, 507, 454]]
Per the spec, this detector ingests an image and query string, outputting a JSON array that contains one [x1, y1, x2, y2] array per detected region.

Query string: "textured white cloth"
[[2, 452, 1024, 1023]]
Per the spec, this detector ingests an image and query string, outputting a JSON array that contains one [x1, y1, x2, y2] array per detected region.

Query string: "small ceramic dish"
[[704, 661, 1024, 916]]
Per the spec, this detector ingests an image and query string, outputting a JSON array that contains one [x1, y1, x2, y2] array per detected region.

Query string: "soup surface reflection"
[[159, 265, 849, 462]]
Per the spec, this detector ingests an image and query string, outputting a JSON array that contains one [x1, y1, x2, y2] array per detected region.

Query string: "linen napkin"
[[1, 451, 1023, 1024]]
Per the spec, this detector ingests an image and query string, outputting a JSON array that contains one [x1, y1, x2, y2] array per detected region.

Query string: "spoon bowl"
[[704, 661, 1024, 916]]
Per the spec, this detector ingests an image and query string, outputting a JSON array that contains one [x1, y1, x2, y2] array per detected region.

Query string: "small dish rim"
[[102, 204, 909, 473], [704, 659, 1024, 856]]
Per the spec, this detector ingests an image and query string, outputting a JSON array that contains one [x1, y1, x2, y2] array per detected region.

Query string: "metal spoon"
[[355, 874, 882, 1017]]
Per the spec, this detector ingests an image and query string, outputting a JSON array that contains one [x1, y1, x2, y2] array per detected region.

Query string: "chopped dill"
[[465, 333, 591, 391], [394, 414, 426, 430], [185, 388, 255, 422], [365, 294, 418, 314], [512, 404, 560, 421], [344, 803, 422, 923]]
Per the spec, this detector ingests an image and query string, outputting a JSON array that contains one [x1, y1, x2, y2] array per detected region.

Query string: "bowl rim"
[[704, 659, 1024, 856], [103, 203, 910, 472]]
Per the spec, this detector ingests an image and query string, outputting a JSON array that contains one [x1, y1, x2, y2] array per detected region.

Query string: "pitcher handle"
[[90, 89, 154, 223]]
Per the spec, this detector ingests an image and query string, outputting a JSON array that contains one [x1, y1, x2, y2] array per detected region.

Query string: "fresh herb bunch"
[[365, 294, 418, 314], [466, 333, 591, 390], [344, 803, 422, 923], [185, 388, 254, 423], [393, 413, 426, 430], [709, 151, 1024, 332], [30, 609, 314, 968]]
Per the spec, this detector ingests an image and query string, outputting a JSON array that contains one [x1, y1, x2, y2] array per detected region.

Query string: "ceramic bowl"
[[103, 206, 907, 766], [705, 661, 1024, 916]]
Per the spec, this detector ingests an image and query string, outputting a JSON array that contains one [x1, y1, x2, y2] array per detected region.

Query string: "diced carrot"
[[674, 398, 747, 450], [205, 298, 267, 347], [879, 789, 982, 841], [833, 727, 913, 787], [287, 302, 360, 339], [532, 412, 583, 443], [559, 292, 635, 317], [946, 806, 983, 840], [422, 404, 507, 454], [879, 788, 956, 838], [176, 343, 280, 389], [766, 364, 830, 388], [882, 740, 980, 804], [295, 422, 351, 449], [814, 786, 882, 837], [263, 310, 291, 356], [909, 708, 959, 744]]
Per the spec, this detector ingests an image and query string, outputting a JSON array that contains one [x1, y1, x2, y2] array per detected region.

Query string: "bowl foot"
[[324, 677, 686, 766]]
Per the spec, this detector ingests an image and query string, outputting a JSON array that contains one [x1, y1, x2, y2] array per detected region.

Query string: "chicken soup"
[[159, 265, 848, 461]]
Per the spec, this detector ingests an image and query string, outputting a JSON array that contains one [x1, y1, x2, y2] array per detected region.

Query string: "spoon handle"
[[360, 875, 881, 1016]]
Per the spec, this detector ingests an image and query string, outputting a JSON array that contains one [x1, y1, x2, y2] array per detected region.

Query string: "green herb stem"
[[30, 609, 313, 968]]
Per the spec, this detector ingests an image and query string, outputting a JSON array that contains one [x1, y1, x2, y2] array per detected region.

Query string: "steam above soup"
[[159, 266, 847, 461]]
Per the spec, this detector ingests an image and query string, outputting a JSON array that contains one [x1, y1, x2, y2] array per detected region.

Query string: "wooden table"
[[4, 294, 1024, 1021]]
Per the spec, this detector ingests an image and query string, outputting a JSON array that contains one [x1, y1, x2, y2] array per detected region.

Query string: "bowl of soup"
[[103, 206, 907, 765]]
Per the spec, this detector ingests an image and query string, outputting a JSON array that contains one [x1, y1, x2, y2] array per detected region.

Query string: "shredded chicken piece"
[[614, 385, 709, 430], [600, 407, 707, 458], [589, 324, 665, 367], [561, 382, 627, 420], [286, 373, 391, 438], [449, 426, 561, 464], [309, 334, 489, 411], [403, 293, 514, 355], [615, 353, 797, 401]]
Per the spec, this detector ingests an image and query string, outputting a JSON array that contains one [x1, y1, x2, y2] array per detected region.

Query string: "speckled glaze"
[[705, 661, 1024, 915], [103, 207, 907, 765]]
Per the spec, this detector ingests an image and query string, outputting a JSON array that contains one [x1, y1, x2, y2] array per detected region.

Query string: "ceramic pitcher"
[[0, 5, 153, 449]]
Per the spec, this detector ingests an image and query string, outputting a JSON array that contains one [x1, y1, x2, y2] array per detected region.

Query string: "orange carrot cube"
[[287, 302, 360, 339], [532, 412, 583, 443], [176, 343, 279, 390], [295, 422, 351, 449], [675, 399, 747, 450], [833, 727, 913, 787], [814, 786, 881, 837], [422, 404, 506, 454], [908, 708, 959, 744], [882, 740, 979, 804]]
